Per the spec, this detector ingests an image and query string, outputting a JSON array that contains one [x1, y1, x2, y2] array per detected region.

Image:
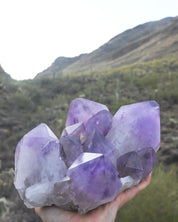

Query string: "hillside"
[[0, 65, 5, 75], [0, 65, 11, 80], [36, 16, 178, 78], [0, 57, 178, 222], [35, 54, 86, 78]]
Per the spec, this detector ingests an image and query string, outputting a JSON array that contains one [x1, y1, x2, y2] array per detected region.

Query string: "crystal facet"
[[67, 153, 122, 214], [106, 101, 160, 158], [14, 99, 160, 214], [85, 110, 112, 137], [66, 98, 109, 127], [117, 151, 143, 179], [60, 136, 83, 167]]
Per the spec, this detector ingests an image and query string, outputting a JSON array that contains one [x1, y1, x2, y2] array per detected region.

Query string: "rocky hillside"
[[0, 65, 6, 74], [0, 65, 11, 80], [35, 54, 85, 78], [36, 16, 178, 78]]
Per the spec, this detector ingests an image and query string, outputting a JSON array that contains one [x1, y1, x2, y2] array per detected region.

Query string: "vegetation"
[[0, 57, 178, 221], [116, 165, 178, 222]]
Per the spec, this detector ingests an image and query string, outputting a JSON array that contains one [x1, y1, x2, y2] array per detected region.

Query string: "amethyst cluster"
[[14, 98, 160, 214]]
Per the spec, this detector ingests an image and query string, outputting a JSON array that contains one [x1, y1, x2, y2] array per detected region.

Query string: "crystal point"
[[106, 101, 160, 158], [66, 98, 109, 127]]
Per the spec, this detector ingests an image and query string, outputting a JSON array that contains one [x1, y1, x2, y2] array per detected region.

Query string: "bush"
[[115, 165, 178, 222], [0, 169, 14, 198], [0, 198, 7, 218], [8, 92, 35, 111]]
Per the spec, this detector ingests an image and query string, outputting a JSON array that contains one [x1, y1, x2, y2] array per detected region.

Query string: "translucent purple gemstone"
[[85, 110, 112, 136], [14, 123, 67, 207], [61, 122, 86, 144], [106, 101, 160, 158], [137, 147, 157, 179], [52, 177, 77, 211], [83, 130, 117, 167], [117, 151, 143, 180], [66, 98, 109, 127], [60, 136, 83, 167], [117, 147, 157, 182], [14, 99, 161, 214], [67, 153, 122, 214]]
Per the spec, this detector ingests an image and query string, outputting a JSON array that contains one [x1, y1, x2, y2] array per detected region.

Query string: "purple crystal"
[[14, 99, 161, 214], [66, 98, 109, 127], [117, 147, 157, 187], [14, 123, 67, 207], [67, 152, 122, 214], [83, 130, 117, 167], [52, 177, 77, 211], [117, 151, 143, 179], [61, 122, 86, 144], [85, 110, 112, 136], [137, 147, 157, 179], [106, 101, 160, 158], [60, 136, 83, 167]]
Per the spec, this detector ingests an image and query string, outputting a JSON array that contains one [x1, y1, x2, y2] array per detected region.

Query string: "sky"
[[0, 0, 178, 80]]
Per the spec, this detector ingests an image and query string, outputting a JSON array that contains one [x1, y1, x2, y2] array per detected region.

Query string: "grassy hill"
[[0, 56, 178, 221]]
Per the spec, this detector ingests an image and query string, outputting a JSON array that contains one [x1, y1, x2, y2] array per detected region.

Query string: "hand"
[[35, 173, 151, 222]]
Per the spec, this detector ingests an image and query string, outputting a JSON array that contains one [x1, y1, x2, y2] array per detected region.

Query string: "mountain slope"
[[0, 65, 11, 80], [36, 54, 86, 78], [74, 17, 173, 64], [0, 65, 7, 76], [35, 16, 178, 78]]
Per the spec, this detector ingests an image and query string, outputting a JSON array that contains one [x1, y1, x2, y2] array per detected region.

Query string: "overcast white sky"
[[0, 0, 177, 80]]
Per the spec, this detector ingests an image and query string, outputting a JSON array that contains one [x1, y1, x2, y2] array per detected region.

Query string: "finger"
[[35, 207, 49, 222], [35, 207, 40, 215]]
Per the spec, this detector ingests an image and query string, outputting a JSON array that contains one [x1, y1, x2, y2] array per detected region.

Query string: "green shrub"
[[115, 165, 178, 222], [0, 198, 7, 218], [8, 92, 35, 111], [0, 169, 14, 198]]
